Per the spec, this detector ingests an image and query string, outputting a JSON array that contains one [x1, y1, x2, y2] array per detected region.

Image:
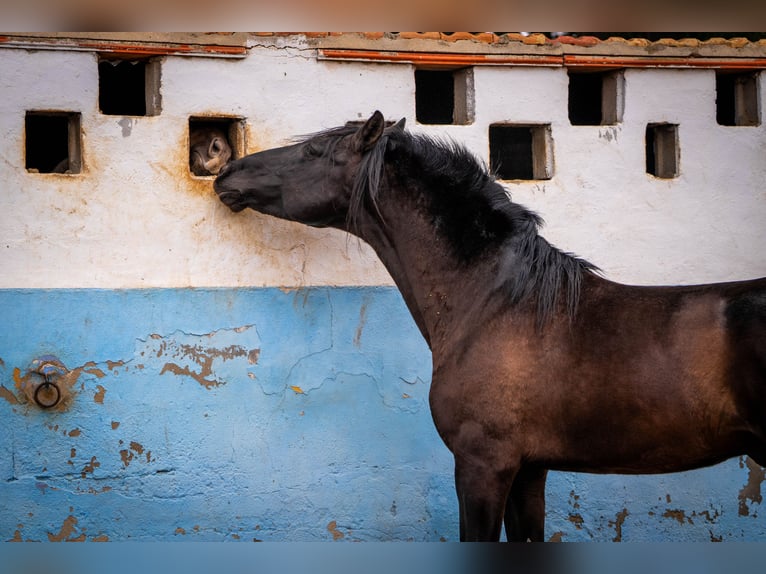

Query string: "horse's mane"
[[302, 124, 599, 325]]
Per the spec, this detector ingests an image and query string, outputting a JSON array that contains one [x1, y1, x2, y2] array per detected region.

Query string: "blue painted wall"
[[2, 287, 765, 541]]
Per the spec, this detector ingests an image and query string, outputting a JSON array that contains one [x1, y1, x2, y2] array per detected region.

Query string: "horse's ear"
[[353, 110, 385, 152], [390, 117, 406, 131]]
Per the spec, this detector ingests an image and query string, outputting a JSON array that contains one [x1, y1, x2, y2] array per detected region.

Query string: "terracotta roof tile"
[[369, 32, 764, 51]]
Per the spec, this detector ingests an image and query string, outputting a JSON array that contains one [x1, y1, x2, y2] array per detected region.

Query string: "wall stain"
[[662, 508, 692, 525], [353, 300, 369, 347], [120, 441, 151, 467], [85, 367, 106, 378], [568, 513, 584, 530], [327, 520, 345, 540], [696, 508, 721, 524], [609, 508, 629, 542], [80, 456, 100, 478], [94, 385, 106, 403], [567, 490, 584, 530], [738, 456, 766, 516], [548, 531, 565, 542], [46, 512, 108, 542], [47, 515, 80, 542], [106, 360, 125, 372], [158, 339, 257, 389], [0, 384, 19, 405]]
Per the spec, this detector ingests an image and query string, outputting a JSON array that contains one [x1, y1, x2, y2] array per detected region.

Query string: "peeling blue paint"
[[1, 287, 765, 541]]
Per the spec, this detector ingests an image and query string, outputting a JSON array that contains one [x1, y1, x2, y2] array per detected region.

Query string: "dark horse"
[[214, 111, 766, 541]]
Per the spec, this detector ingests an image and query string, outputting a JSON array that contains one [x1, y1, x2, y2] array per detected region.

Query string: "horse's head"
[[213, 111, 402, 228], [190, 126, 232, 176]]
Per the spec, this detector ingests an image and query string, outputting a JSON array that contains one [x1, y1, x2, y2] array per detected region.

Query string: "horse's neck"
[[355, 200, 501, 352]]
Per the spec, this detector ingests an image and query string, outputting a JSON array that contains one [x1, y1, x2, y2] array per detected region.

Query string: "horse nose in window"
[[216, 161, 233, 179]]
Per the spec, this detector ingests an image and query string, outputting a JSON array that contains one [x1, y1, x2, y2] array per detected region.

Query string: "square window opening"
[[25, 111, 82, 174], [716, 71, 760, 126], [99, 57, 161, 116], [646, 123, 679, 179], [415, 68, 474, 125], [489, 124, 552, 181], [568, 69, 624, 126], [189, 117, 245, 177]]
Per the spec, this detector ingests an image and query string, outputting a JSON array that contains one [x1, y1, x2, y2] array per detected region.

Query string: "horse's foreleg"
[[454, 456, 514, 542], [503, 466, 548, 542]]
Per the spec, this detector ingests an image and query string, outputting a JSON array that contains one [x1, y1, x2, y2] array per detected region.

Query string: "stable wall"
[[2, 35, 766, 541]]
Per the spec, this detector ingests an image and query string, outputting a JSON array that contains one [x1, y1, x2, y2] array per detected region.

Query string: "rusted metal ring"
[[34, 379, 61, 409]]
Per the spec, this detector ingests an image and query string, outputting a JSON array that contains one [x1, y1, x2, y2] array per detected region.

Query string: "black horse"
[[214, 111, 766, 541]]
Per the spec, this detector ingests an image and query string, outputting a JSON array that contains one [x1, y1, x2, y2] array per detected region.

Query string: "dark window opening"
[[568, 69, 624, 126], [98, 57, 161, 116], [716, 71, 760, 126], [646, 123, 679, 179], [569, 72, 602, 125], [489, 124, 552, 181], [189, 117, 244, 176], [25, 112, 82, 174], [415, 68, 474, 125]]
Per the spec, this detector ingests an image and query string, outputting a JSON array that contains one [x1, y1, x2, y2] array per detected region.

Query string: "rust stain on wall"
[[568, 513, 584, 530], [159, 340, 258, 389], [567, 490, 584, 530], [662, 508, 693, 525], [738, 456, 766, 516], [0, 384, 19, 404], [47, 515, 80, 542], [46, 512, 108, 542], [14, 362, 86, 411], [548, 531, 564, 542], [106, 360, 125, 371], [80, 456, 100, 478], [609, 508, 629, 541], [327, 520, 345, 540], [93, 385, 106, 404], [120, 441, 149, 467], [160, 360, 218, 388], [84, 367, 106, 378]]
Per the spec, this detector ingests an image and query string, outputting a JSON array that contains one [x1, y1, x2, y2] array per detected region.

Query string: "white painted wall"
[[2, 42, 765, 288]]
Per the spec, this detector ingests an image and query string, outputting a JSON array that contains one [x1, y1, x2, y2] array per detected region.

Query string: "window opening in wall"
[[25, 111, 82, 174], [489, 124, 552, 181], [646, 123, 679, 179], [189, 117, 245, 176], [568, 69, 624, 125], [415, 68, 474, 125], [98, 57, 161, 116], [716, 71, 760, 126]]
